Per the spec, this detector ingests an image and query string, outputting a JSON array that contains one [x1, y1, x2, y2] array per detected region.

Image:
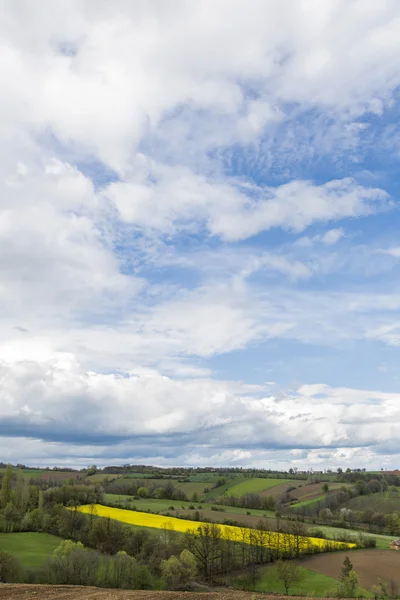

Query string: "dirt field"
[[288, 483, 346, 502], [298, 549, 400, 589], [0, 585, 311, 599]]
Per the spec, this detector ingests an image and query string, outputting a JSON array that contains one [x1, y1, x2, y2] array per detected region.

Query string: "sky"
[[1, 1, 400, 471]]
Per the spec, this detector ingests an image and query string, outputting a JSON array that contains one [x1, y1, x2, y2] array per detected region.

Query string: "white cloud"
[[106, 171, 388, 241], [1, 1, 400, 467]]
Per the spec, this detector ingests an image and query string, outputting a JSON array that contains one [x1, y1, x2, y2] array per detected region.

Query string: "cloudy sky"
[[2, 1, 400, 471]]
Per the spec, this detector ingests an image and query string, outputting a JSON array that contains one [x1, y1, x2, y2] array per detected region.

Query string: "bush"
[[0, 551, 22, 583]]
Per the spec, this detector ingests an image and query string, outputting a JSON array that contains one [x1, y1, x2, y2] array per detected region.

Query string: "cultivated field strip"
[[74, 504, 355, 554]]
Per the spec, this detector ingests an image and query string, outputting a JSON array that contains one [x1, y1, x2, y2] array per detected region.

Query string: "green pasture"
[[345, 491, 400, 514], [234, 564, 340, 597], [0, 532, 61, 568]]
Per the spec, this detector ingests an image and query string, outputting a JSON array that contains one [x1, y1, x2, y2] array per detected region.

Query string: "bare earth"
[[0, 586, 313, 600], [299, 549, 400, 589]]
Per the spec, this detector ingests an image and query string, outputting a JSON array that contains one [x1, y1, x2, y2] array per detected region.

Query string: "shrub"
[[0, 551, 22, 583]]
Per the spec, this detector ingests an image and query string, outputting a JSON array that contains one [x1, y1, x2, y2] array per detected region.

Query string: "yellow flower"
[[73, 504, 355, 553]]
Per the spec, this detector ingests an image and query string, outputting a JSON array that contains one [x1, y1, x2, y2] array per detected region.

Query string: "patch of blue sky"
[[204, 338, 399, 394]]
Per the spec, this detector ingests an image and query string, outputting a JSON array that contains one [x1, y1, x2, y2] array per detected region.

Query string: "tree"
[[1, 464, 13, 509], [137, 486, 148, 498], [338, 556, 359, 598], [185, 523, 222, 582], [0, 551, 21, 583], [322, 483, 329, 493], [14, 470, 29, 513], [339, 556, 353, 581], [276, 560, 304, 595]]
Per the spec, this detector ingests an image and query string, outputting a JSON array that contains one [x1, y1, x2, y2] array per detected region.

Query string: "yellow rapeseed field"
[[74, 504, 355, 553]]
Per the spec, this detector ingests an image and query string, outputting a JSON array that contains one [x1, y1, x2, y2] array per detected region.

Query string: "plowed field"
[[298, 549, 400, 589], [0, 585, 317, 599]]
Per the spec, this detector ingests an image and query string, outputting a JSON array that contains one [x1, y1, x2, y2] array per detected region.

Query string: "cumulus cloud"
[[1, 1, 400, 468]]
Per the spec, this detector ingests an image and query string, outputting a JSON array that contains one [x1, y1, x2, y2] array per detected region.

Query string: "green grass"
[[292, 497, 324, 508], [309, 524, 393, 549], [0, 532, 61, 568], [345, 492, 400, 514], [103, 495, 275, 518], [234, 564, 339, 597], [226, 478, 293, 497], [0, 467, 45, 479]]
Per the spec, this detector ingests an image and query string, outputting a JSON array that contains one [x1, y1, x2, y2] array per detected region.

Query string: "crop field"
[[345, 491, 400, 514], [0, 584, 293, 600], [0, 532, 61, 567], [289, 482, 347, 502], [75, 504, 355, 553], [225, 478, 293, 497], [298, 549, 400, 590]]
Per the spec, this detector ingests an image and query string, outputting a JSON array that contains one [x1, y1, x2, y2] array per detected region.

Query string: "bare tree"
[[276, 559, 304, 595]]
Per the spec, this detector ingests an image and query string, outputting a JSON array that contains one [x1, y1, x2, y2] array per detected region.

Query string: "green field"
[[226, 478, 293, 497], [308, 525, 392, 549], [234, 564, 340, 597], [345, 492, 400, 514], [103, 495, 275, 518], [0, 467, 45, 479], [292, 497, 323, 508], [0, 532, 61, 568]]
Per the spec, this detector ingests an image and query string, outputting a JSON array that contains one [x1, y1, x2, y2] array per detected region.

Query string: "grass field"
[[238, 563, 340, 597], [103, 495, 275, 519], [0, 533, 61, 568], [0, 468, 45, 479], [345, 492, 400, 514], [226, 478, 293, 497]]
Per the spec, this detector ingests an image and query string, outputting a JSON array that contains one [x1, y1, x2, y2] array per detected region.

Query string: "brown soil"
[[298, 549, 400, 589], [259, 482, 301, 499], [288, 483, 345, 502], [0, 585, 313, 599]]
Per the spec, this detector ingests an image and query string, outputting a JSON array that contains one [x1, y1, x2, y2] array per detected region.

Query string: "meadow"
[[235, 563, 340, 597], [0, 532, 61, 568], [344, 491, 400, 514]]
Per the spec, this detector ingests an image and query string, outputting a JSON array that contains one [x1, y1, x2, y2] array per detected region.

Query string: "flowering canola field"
[[75, 504, 355, 553]]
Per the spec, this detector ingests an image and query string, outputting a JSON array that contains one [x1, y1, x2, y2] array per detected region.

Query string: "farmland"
[[75, 504, 355, 553], [0, 585, 297, 600], [298, 549, 400, 590], [225, 478, 294, 497], [344, 491, 400, 514], [0, 532, 61, 567]]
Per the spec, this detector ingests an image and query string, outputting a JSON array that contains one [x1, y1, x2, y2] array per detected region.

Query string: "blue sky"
[[1, 1, 400, 470]]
